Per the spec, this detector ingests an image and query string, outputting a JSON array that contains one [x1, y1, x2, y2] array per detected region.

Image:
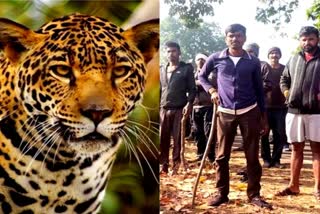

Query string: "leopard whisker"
[[136, 145, 159, 184], [52, 135, 65, 166], [25, 126, 60, 174], [137, 102, 159, 111], [18, 120, 52, 162], [126, 119, 159, 137], [19, 117, 46, 151], [119, 129, 133, 161], [40, 127, 61, 172], [19, 120, 53, 159], [0, 109, 18, 122], [52, 128, 70, 165], [122, 131, 145, 177], [124, 125, 158, 159]]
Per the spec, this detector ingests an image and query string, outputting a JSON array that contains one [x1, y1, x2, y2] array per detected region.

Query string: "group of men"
[[159, 23, 320, 209]]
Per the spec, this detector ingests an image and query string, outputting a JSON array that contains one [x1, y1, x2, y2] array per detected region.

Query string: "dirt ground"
[[160, 136, 320, 214]]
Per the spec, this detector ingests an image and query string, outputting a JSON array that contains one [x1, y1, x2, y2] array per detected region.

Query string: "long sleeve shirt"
[[261, 63, 286, 109], [193, 69, 212, 107], [198, 48, 265, 113], [280, 48, 320, 114], [160, 61, 196, 109]]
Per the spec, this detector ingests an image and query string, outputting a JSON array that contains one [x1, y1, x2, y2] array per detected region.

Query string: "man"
[[192, 53, 215, 162], [159, 41, 196, 174], [276, 26, 320, 200], [245, 42, 260, 58], [199, 24, 272, 209], [261, 47, 287, 168]]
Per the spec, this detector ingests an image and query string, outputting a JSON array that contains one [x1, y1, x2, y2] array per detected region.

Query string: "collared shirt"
[[198, 48, 265, 113], [160, 61, 196, 109]]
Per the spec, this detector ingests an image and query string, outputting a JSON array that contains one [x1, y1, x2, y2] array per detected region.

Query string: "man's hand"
[[283, 90, 289, 99], [260, 112, 269, 136], [183, 102, 192, 116], [210, 91, 220, 105]]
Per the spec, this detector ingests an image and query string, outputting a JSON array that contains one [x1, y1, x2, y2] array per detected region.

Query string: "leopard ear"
[[122, 19, 159, 64], [0, 18, 45, 63]]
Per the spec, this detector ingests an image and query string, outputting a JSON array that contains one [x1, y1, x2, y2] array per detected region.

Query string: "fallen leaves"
[[160, 141, 320, 213]]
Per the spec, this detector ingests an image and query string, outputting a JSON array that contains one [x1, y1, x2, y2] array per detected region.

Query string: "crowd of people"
[[160, 23, 320, 210]]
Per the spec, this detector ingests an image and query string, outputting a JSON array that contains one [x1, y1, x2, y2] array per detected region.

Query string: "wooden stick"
[[191, 103, 217, 208], [180, 113, 188, 172], [172, 112, 189, 175]]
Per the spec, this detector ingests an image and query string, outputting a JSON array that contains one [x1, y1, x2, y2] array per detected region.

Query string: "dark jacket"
[[160, 61, 196, 109], [261, 63, 286, 109], [280, 48, 320, 114], [193, 70, 212, 107], [198, 48, 265, 112]]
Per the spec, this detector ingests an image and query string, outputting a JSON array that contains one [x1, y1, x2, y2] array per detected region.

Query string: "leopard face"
[[1, 14, 158, 154], [0, 14, 158, 213]]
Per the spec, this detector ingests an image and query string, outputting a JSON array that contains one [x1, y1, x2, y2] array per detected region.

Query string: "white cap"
[[195, 53, 208, 61]]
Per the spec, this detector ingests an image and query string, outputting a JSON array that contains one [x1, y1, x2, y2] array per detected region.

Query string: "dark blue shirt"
[[198, 48, 265, 112]]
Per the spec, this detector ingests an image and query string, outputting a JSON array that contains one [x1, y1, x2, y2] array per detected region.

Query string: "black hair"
[[164, 41, 180, 52], [225, 24, 246, 36], [299, 26, 319, 38]]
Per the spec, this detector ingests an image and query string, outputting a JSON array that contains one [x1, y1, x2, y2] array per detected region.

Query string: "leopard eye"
[[113, 66, 131, 78], [50, 65, 72, 78]]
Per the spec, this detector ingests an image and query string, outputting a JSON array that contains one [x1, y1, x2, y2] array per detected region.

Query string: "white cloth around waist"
[[218, 103, 257, 115]]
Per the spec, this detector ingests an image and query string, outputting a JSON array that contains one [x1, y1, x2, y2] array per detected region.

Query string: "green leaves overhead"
[[164, 0, 222, 28], [307, 0, 320, 28], [255, 0, 299, 31], [160, 17, 226, 64]]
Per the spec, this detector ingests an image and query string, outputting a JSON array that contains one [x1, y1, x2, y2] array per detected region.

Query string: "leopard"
[[0, 13, 159, 214]]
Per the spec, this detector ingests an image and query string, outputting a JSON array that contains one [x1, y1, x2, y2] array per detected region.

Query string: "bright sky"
[[160, 0, 315, 64]]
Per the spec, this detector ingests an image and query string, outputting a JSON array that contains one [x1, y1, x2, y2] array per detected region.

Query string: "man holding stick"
[[198, 24, 271, 209]]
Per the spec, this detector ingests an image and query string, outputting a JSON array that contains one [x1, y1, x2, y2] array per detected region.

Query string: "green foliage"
[[0, 0, 141, 28], [164, 0, 319, 33], [255, 0, 299, 31], [164, 0, 222, 28], [307, 0, 320, 28], [160, 17, 226, 64]]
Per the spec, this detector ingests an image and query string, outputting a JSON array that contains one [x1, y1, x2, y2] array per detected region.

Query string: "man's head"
[[267, 47, 282, 65], [195, 53, 207, 70], [225, 24, 246, 50], [164, 41, 181, 63], [245, 43, 260, 57], [298, 26, 319, 54]]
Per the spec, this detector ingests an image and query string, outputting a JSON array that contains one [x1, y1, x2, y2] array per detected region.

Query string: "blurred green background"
[[0, 1, 159, 213]]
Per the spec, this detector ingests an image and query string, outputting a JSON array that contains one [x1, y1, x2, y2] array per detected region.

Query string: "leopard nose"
[[81, 109, 113, 126]]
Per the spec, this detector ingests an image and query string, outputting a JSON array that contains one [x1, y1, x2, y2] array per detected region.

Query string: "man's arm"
[[280, 60, 291, 99], [186, 64, 196, 104], [198, 56, 219, 104], [198, 56, 217, 93], [183, 64, 196, 115], [253, 61, 266, 113], [261, 63, 272, 93]]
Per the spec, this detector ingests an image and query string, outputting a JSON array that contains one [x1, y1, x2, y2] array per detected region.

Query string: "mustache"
[[303, 45, 317, 52]]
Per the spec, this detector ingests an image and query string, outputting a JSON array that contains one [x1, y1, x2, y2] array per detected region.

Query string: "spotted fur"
[[0, 14, 158, 213]]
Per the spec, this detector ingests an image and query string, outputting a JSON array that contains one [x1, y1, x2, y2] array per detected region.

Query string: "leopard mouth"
[[72, 132, 119, 145], [63, 131, 119, 146], [57, 121, 119, 148]]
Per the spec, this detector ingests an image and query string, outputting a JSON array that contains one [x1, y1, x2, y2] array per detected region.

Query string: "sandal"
[[275, 187, 299, 196], [314, 192, 320, 201]]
